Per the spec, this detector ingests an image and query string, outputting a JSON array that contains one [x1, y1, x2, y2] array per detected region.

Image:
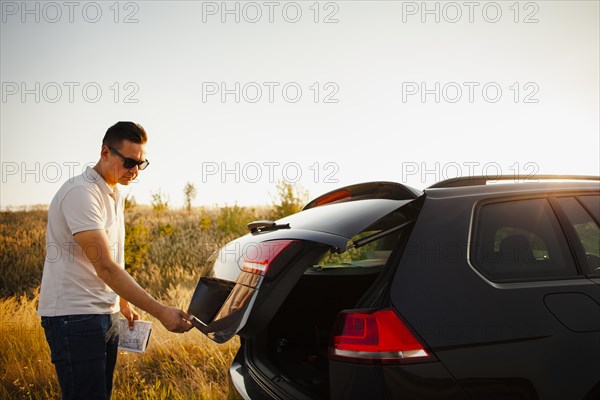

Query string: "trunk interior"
[[247, 269, 381, 399]]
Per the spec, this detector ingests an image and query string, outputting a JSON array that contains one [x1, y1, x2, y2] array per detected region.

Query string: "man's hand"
[[157, 305, 193, 333], [120, 299, 140, 330]]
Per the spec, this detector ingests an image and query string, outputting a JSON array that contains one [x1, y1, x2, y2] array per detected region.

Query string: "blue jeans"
[[41, 313, 120, 400]]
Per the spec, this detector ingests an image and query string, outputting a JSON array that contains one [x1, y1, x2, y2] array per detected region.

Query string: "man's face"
[[102, 140, 147, 186]]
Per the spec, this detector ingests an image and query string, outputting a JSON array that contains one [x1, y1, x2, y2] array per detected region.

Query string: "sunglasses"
[[108, 146, 150, 170]]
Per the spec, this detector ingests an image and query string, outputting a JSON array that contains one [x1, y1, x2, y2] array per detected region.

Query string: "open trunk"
[[237, 198, 422, 399], [246, 268, 378, 399], [245, 267, 386, 400], [189, 195, 420, 343]]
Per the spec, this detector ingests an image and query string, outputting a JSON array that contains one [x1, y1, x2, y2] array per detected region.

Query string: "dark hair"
[[102, 121, 148, 149]]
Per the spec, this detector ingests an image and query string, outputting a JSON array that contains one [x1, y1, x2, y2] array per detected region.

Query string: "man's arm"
[[73, 229, 192, 333]]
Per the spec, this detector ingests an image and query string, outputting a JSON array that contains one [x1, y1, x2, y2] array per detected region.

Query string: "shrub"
[[270, 180, 309, 220]]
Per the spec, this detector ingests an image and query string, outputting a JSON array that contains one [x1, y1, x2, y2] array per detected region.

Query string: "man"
[[37, 122, 193, 400]]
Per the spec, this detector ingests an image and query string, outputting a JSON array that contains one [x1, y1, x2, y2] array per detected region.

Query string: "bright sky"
[[1, 1, 599, 209]]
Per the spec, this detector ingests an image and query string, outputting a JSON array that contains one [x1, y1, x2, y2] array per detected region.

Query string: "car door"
[[417, 193, 600, 400], [188, 182, 422, 343]]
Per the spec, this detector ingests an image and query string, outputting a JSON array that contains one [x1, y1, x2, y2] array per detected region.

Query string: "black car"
[[188, 176, 600, 400]]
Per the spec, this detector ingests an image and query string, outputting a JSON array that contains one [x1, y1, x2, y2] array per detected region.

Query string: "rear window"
[[310, 206, 416, 272], [316, 230, 401, 269], [472, 198, 578, 282]]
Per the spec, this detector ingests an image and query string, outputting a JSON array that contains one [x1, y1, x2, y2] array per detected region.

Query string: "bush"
[[270, 180, 309, 220], [124, 217, 152, 275]]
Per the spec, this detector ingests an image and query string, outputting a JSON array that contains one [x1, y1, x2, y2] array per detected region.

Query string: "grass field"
[[0, 288, 239, 400], [0, 201, 287, 399]]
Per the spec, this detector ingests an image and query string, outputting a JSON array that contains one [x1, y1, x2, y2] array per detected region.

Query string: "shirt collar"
[[85, 166, 119, 199]]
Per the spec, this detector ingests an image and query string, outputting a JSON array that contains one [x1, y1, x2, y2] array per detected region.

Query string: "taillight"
[[330, 309, 431, 364], [238, 240, 295, 276]]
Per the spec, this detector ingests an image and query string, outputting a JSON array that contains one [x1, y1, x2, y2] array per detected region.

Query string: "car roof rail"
[[303, 181, 422, 210], [427, 175, 600, 189]]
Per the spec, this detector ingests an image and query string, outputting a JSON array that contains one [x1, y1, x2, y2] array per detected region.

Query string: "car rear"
[[187, 183, 449, 397], [188, 178, 600, 399], [224, 194, 469, 400]]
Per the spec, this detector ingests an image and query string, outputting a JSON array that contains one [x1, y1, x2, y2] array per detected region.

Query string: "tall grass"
[[0, 210, 47, 297], [0, 204, 274, 399], [0, 204, 272, 299], [0, 288, 239, 399], [125, 205, 270, 298], [0, 181, 307, 398], [0, 289, 60, 399]]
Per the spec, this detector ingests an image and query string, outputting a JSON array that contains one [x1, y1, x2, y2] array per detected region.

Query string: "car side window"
[[473, 198, 578, 281], [555, 196, 600, 274]]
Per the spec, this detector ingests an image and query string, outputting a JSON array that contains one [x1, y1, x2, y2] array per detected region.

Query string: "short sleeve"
[[61, 186, 105, 235]]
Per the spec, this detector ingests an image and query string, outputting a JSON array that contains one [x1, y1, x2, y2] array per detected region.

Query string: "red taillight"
[[239, 240, 295, 276], [330, 309, 431, 364]]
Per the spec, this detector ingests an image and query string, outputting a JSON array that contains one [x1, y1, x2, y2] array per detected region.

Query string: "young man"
[[37, 122, 193, 400]]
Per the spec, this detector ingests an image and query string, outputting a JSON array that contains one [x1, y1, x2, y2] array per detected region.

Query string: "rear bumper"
[[228, 348, 275, 400], [229, 344, 468, 400], [329, 360, 468, 400], [229, 341, 321, 400]]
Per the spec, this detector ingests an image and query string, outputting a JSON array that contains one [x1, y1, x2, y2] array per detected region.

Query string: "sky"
[[1, 0, 599, 209]]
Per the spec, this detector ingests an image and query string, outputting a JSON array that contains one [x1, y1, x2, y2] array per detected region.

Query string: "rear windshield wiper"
[[347, 220, 414, 250]]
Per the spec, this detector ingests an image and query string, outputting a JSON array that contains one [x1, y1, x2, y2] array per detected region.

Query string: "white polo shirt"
[[37, 166, 125, 316]]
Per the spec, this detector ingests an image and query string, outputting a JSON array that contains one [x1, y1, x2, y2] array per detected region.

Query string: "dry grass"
[[0, 205, 274, 399], [0, 288, 239, 399], [0, 289, 60, 399], [0, 183, 305, 398], [0, 210, 47, 297]]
